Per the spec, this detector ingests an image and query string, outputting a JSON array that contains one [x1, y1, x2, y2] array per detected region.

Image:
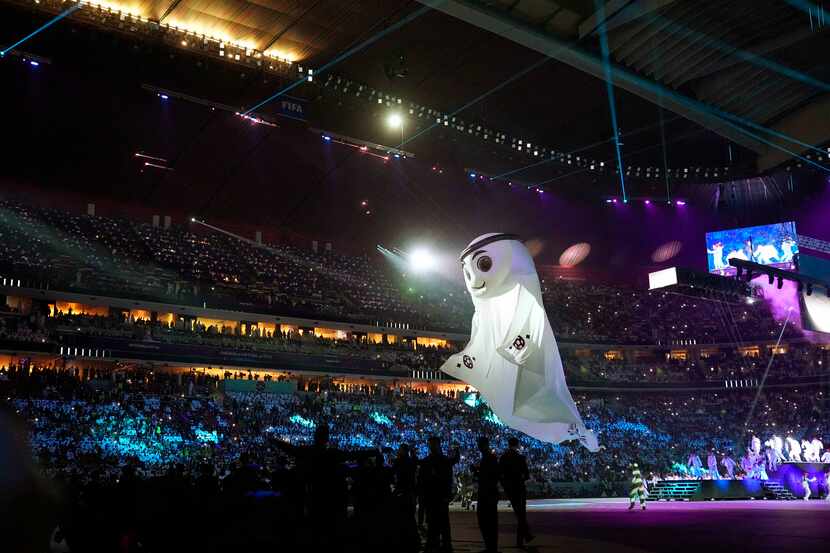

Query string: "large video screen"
[[799, 254, 830, 335], [705, 222, 798, 274]]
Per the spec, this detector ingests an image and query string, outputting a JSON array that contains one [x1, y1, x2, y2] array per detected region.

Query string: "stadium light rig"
[[408, 248, 437, 274], [387, 113, 403, 129]]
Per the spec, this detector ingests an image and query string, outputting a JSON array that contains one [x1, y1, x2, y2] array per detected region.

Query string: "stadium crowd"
[[2, 362, 829, 551], [0, 198, 806, 343]]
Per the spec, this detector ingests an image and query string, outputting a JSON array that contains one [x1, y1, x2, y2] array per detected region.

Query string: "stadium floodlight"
[[409, 248, 436, 273], [387, 113, 403, 129]]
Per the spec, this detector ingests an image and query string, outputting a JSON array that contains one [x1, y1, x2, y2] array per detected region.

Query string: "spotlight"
[[469, 172, 477, 178], [409, 248, 436, 273], [158, 93, 169, 100], [322, 135, 331, 141], [190, 217, 197, 223], [29, 60, 39, 67], [387, 113, 403, 129], [644, 199, 651, 205], [676, 200, 686, 206]]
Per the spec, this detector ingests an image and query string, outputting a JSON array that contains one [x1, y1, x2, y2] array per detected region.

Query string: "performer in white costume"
[[810, 438, 823, 461], [770, 436, 787, 465], [721, 453, 736, 479], [786, 436, 803, 462], [707, 242, 726, 270], [802, 439, 818, 462], [707, 451, 720, 479], [440, 234, 599, 451], [764, 443, 777, 472], [688, 452, 703, 479], [821, 449, 830, 464], [751, 436, 761, 457]]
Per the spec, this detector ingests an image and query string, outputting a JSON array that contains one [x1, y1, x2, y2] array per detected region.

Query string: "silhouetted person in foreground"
[[472, 436, 500, 553], [499, 437, 534, 547], [420, 435, 460, 553], [274, 422, 376, 546]]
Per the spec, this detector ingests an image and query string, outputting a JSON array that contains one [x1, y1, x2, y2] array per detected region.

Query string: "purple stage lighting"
[[644, 199, 651, 205], [676, 200, 686, 206]]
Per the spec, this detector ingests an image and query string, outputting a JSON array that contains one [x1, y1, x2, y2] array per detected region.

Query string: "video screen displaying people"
[[705, 222, 798, 274]]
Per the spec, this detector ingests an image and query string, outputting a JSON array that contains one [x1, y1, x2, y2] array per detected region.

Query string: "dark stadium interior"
[[1, 1, 830, 552]]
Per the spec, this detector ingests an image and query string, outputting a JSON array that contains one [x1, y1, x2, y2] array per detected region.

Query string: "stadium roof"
[[1, 0, 828, 200]]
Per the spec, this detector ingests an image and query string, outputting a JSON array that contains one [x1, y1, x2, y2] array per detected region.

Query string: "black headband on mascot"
[[459, 233, 522, 261]]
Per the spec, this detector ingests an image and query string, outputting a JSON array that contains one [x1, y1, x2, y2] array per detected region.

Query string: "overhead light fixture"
[[387, 113, 403, 129]]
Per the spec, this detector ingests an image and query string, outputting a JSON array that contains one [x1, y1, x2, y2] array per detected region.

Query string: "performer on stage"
[[802, 474, 817, 501], [802, 439, 818, 462], [688, 452, 703, 479], [740, 451, 754, 478], [773, 436, 786, 464], [809, 437, 824, 462], [721, 453, 736, 479], [764, 443, 777, 472], [707, 450, 720, 480], [751, 436, 761, 457], [628, 463, 647, 511], [786, 436, 803, 462]]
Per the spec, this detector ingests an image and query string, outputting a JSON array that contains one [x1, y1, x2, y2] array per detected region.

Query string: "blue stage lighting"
[[322, 135, 331, 141], [29, 60, 39, 67], [469, 172, 476, 178]]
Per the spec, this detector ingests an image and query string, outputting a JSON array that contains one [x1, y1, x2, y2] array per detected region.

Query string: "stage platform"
[[648, 463, 829, 501], [448, 498, 830, 553], [648, 478, 781, 501]]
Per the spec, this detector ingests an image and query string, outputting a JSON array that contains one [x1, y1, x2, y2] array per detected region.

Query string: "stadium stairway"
[[762, 480, 798, 500], [648, 481, 701, 501]]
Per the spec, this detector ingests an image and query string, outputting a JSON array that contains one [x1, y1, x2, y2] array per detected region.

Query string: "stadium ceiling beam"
[[158, 0, 184, 23], [578, 0, 677, 39], [756, 93, 830, 172], [418, 0, 766, 154], [672, 27, 819, 88]]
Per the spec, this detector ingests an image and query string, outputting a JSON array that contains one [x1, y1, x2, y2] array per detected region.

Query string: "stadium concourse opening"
[[2, 0, 830, 551]]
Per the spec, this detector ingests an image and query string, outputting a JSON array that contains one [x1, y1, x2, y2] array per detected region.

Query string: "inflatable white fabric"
[[440, 233, 599, 451]]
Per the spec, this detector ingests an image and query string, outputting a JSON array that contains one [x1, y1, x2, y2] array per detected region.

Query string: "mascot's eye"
[[477, 255, 493, 272]]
